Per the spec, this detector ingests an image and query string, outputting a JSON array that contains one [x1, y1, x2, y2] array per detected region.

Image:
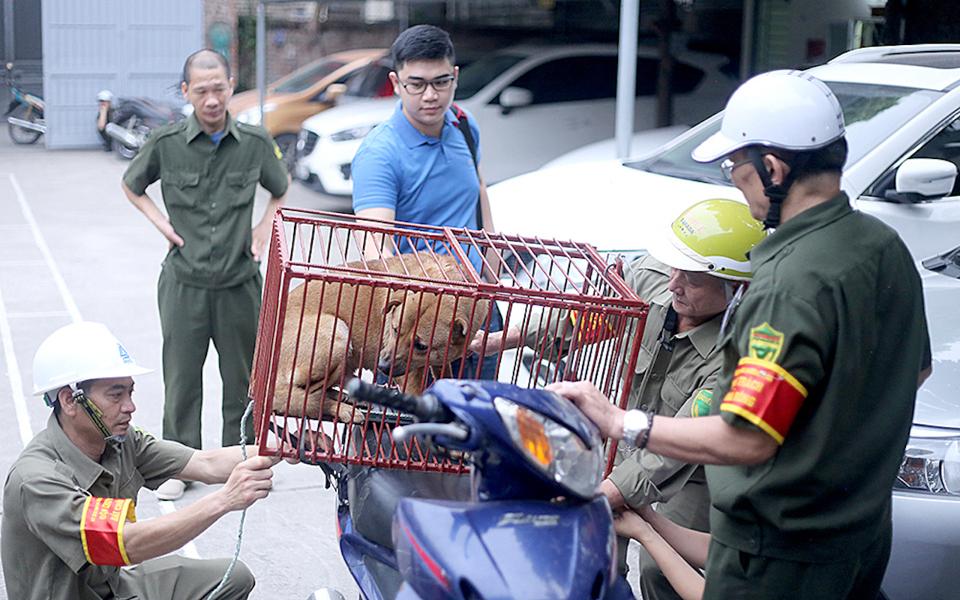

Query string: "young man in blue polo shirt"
[[352, 24, 500, 379]]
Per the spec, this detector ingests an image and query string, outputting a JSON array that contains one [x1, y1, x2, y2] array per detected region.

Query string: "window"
[[670, 60, 705, 95], [868, 114, 960, 199], [506, 56, 619, 105], [274, 59, 346, 94], [500, 54, 706, 105], [345, 61, 393, 98], [455, 53, 526, 100]]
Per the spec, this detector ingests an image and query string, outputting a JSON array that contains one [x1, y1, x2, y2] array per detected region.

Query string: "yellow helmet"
[[648, 199, 765, 281]]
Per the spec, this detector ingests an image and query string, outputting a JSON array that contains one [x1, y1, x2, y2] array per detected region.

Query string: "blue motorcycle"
[[310, 378, 633, 600]]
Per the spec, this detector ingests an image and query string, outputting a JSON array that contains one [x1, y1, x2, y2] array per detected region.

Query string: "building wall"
[[1, 0, 43, 96], [41, 0, 203, 148], [751, 0, 872, 71], [205, 0, 239, 80]]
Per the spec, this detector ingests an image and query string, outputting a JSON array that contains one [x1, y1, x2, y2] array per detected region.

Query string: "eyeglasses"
[[397, 75, 456, 95], [719, 157, 753, 181]]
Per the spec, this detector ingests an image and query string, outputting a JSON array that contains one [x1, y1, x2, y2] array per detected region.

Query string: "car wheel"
[[274, 133, 298, 173]]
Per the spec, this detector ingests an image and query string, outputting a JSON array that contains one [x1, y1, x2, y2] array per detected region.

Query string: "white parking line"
[[0, 284, 34, 445], [158, 500, 201, 559], [6, 310, 73, 319], [8, 173, 83, 323], [0, 259, 48, 267]]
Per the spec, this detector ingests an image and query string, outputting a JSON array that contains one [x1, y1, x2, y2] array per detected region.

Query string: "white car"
[[294, 44, 737, 195], [541, 125, 691, 169], [488, 44, 960, 600]]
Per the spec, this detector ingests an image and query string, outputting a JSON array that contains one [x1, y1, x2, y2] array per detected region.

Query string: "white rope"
[[204, 399, 255, 600]]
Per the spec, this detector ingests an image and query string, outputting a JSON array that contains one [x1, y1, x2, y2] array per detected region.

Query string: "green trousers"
[[703, 521, 891, 600], [158, 269, 261, 449], [119, 555, 254, 599]]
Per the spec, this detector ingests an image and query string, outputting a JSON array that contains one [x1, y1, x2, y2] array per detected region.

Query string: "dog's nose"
[[378, 358, 407, 376]]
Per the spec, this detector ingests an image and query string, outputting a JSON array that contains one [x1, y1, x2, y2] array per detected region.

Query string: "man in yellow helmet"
[[472, 198, 765, 600]]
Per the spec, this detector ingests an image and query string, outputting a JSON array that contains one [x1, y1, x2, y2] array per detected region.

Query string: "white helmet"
[[96, 89, 114, 102], [691, 70, 845, 163], [32, 322, 151, 397]]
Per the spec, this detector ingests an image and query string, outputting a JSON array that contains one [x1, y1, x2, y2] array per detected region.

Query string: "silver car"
[[885, 252, 960, 600]]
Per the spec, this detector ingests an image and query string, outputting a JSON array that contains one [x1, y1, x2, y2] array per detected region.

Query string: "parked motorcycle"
[[304, 378, 632, 600], [3, 62, 45, 145], [103, 96, 184, 159]]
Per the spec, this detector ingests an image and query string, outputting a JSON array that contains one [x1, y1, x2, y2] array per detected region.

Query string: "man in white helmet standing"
[[1, 321, 280, 600], [551, 70, 932, 599]]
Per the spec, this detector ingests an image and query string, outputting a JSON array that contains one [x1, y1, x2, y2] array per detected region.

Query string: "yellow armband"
[[720, 357, 807, 444], [80, 497, 136, 566]]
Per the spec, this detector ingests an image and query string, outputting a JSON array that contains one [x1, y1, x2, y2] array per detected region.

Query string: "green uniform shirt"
[[1, 414, 194, 600], [706, 193, 931, 563], [525, 256, 723, 510], [123, 113, 288, 289], [607, 258, 722, 511]]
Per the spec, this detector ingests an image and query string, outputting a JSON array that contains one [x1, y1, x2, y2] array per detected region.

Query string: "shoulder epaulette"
[[236, 122, 273, 141], [149, 120, 188, 142]]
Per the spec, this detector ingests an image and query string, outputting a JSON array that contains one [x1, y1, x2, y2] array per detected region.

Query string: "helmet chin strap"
[[747, 147, 810, 230], [70, 385, 123, 442]]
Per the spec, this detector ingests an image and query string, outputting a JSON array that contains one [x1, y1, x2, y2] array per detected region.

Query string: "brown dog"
[[272, 254, 490, 421]]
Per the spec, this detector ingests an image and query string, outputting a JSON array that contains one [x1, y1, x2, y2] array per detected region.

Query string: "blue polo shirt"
[[352, 101, 482, 271]]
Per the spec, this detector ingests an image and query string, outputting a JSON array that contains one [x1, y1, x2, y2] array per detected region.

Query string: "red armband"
[[720, 357, 807, 444], [80, 497, 137, 566]]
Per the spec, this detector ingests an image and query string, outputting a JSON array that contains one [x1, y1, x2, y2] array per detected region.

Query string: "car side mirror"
[[499, 87, 533, 115], [885, 158, 958, 203], [319, 83, 347, 104]]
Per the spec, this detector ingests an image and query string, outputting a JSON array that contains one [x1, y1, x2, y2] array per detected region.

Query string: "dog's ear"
[[452, 317, 469, 341], [383, 292, 405, 315]]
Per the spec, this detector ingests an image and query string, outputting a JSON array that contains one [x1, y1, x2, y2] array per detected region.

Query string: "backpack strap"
[[452, 103, 479, 172], [451, 103, 482, 229]]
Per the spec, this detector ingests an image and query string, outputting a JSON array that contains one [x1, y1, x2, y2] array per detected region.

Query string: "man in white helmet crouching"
[[1, 322, 280, 600]]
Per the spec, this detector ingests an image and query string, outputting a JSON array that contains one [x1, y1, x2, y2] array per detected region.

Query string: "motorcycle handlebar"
[[346, 379, 450, 422]]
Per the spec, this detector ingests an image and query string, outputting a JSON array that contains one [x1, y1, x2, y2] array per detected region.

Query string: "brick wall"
[[204, 0, 239, 79]]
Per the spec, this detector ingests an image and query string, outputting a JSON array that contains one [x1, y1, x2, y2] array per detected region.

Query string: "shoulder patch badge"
[[691, 389, 713, 417], [748, 322, 784, 363]]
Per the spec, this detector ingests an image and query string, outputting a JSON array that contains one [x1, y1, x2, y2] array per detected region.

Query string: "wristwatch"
[[620, 409, 653, 449]]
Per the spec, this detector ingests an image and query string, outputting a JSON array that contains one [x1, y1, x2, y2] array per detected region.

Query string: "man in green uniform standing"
[[472, 199, 765, 600], [551, 70, 931, 600], [2, 322, 280, 600], [122, 50, 288, 500]]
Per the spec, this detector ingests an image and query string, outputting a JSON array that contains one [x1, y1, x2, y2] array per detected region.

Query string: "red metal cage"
[[250, 207, 648, 472]]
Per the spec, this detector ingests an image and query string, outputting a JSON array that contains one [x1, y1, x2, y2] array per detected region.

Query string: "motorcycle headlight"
[[494, 397, 602, 499], [895, 430, 960, 496], [330, 124, 374, 142]]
